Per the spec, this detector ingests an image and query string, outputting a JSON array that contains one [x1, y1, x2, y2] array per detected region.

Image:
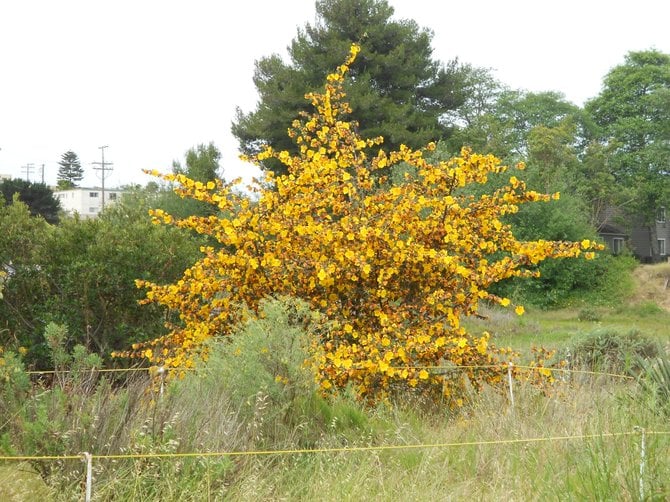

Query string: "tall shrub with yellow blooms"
[[115, 45, 601, 403]]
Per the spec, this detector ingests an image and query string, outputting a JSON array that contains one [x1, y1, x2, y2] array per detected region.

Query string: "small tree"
[[119, 45, 601, 403], [153, 143, 224, 219], [57, 150, 84, 189]]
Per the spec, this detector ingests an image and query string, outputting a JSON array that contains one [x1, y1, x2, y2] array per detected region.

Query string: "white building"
[[53, 187, 124, 218]]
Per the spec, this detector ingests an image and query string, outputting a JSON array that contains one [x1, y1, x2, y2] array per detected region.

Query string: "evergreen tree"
[[0, 179, 61, 224], [57, 150, 84, 189], [232, 0, 472, 176]]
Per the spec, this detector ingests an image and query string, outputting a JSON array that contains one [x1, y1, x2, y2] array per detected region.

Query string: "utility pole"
[[92, 145, 113, 210], [41, 164, 45, 184], [21, 163, 34, 182]]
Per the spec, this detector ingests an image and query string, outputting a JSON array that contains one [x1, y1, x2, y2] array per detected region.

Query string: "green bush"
[[2, 324, 112, 478], [490, 190, 637, 308], [495, 252, 636, 309], [0, 195, 202, 369], [578, 306, 601, 322], [0, 350, 30, 422], [564, 329, 661, 374], [203, 297, 319, 403], [186, 296, 326, 444]]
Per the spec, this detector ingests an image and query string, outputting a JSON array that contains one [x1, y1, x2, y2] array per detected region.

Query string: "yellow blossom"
[[121, 43, 594, 403]]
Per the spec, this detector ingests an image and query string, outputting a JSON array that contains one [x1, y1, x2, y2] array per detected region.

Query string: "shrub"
[[0, 349, 30, 422], [119, 44, 601, 404], [173, 296, 379, 447], [197, 297, 321, 424], [495, 251, 636, 309], [578, 307, 601, 322], [564, 329, 660, 374]]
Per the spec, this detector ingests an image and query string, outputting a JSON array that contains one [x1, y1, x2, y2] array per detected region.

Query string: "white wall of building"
[[54, 187, 123, 218]]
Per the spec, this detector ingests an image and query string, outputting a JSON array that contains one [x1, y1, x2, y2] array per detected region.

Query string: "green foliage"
[[40, 205, 200, 362], [195, 297, 322, 436], [585, 49, 670, 259], [232, 0, 473, 176], [634, 300, 666, 317], [577, 306, 601, 322], [492, 194, 636, 307], [43, 323, 103, 389], [586, 49, 670, 188], [0, 179, 60, 224], [574, 141, 619, 229], [0, 199, 53, 361], [0, 350, 30, 422], [1, 336, 113, 479], [56, 150, 83, 189], [565, 329, 660, 374], [637, 355, 670, 414], [0, 192, 201, 368], [172, 142, 221, 183], [153, 142, 223, 219], [441, 65, 504, 130], [449, 89, 583, 161]]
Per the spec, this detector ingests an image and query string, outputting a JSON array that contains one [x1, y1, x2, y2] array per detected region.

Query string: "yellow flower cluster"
[[115, 44, 602, 403]]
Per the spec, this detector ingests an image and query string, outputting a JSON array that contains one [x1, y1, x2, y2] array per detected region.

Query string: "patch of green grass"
[[465, 301, 670, 356]]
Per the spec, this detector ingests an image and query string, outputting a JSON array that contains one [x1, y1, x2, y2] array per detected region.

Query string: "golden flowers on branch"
[[114, 44, 602, 403]]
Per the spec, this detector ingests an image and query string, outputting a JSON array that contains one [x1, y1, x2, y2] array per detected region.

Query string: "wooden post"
[[83, 452, 93, 502], [637, 427, 646, 501]]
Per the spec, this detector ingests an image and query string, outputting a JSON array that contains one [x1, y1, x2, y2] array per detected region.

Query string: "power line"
[[21, 163, 34, 181], [92, 145, 114, 210]]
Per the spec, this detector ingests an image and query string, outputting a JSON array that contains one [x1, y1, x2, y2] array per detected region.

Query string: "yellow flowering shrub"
[[115, 45, 601, 402]]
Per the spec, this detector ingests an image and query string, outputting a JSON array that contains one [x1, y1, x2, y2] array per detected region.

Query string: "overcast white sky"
[[1, 0, 669, 188]]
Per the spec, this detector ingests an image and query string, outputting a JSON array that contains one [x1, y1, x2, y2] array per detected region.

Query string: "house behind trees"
[[54, 187, 124, 219]]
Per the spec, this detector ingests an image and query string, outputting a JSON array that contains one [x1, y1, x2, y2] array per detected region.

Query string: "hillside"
[[630, 263, 670, 311]]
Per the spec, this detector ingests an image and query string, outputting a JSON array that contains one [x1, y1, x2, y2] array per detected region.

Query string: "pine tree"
[[57, 150, 84, 189], [232, 0, 472, 177]]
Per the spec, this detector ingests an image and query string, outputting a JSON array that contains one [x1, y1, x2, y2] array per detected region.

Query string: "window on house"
[[89, 192, 99, 198], [89, 207, 98, 213], [108, 193, 117, 200], [658, 238, 666, 256], [657, 207, 666, 223], [612, 237, 624, 255]]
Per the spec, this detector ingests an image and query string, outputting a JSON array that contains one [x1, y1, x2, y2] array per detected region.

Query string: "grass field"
[[1, 266, 669, 500], [466, 264, 670, 353]]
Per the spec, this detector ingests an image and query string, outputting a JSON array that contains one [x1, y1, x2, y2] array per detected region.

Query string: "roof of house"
[[597, 222, 627, 236]]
